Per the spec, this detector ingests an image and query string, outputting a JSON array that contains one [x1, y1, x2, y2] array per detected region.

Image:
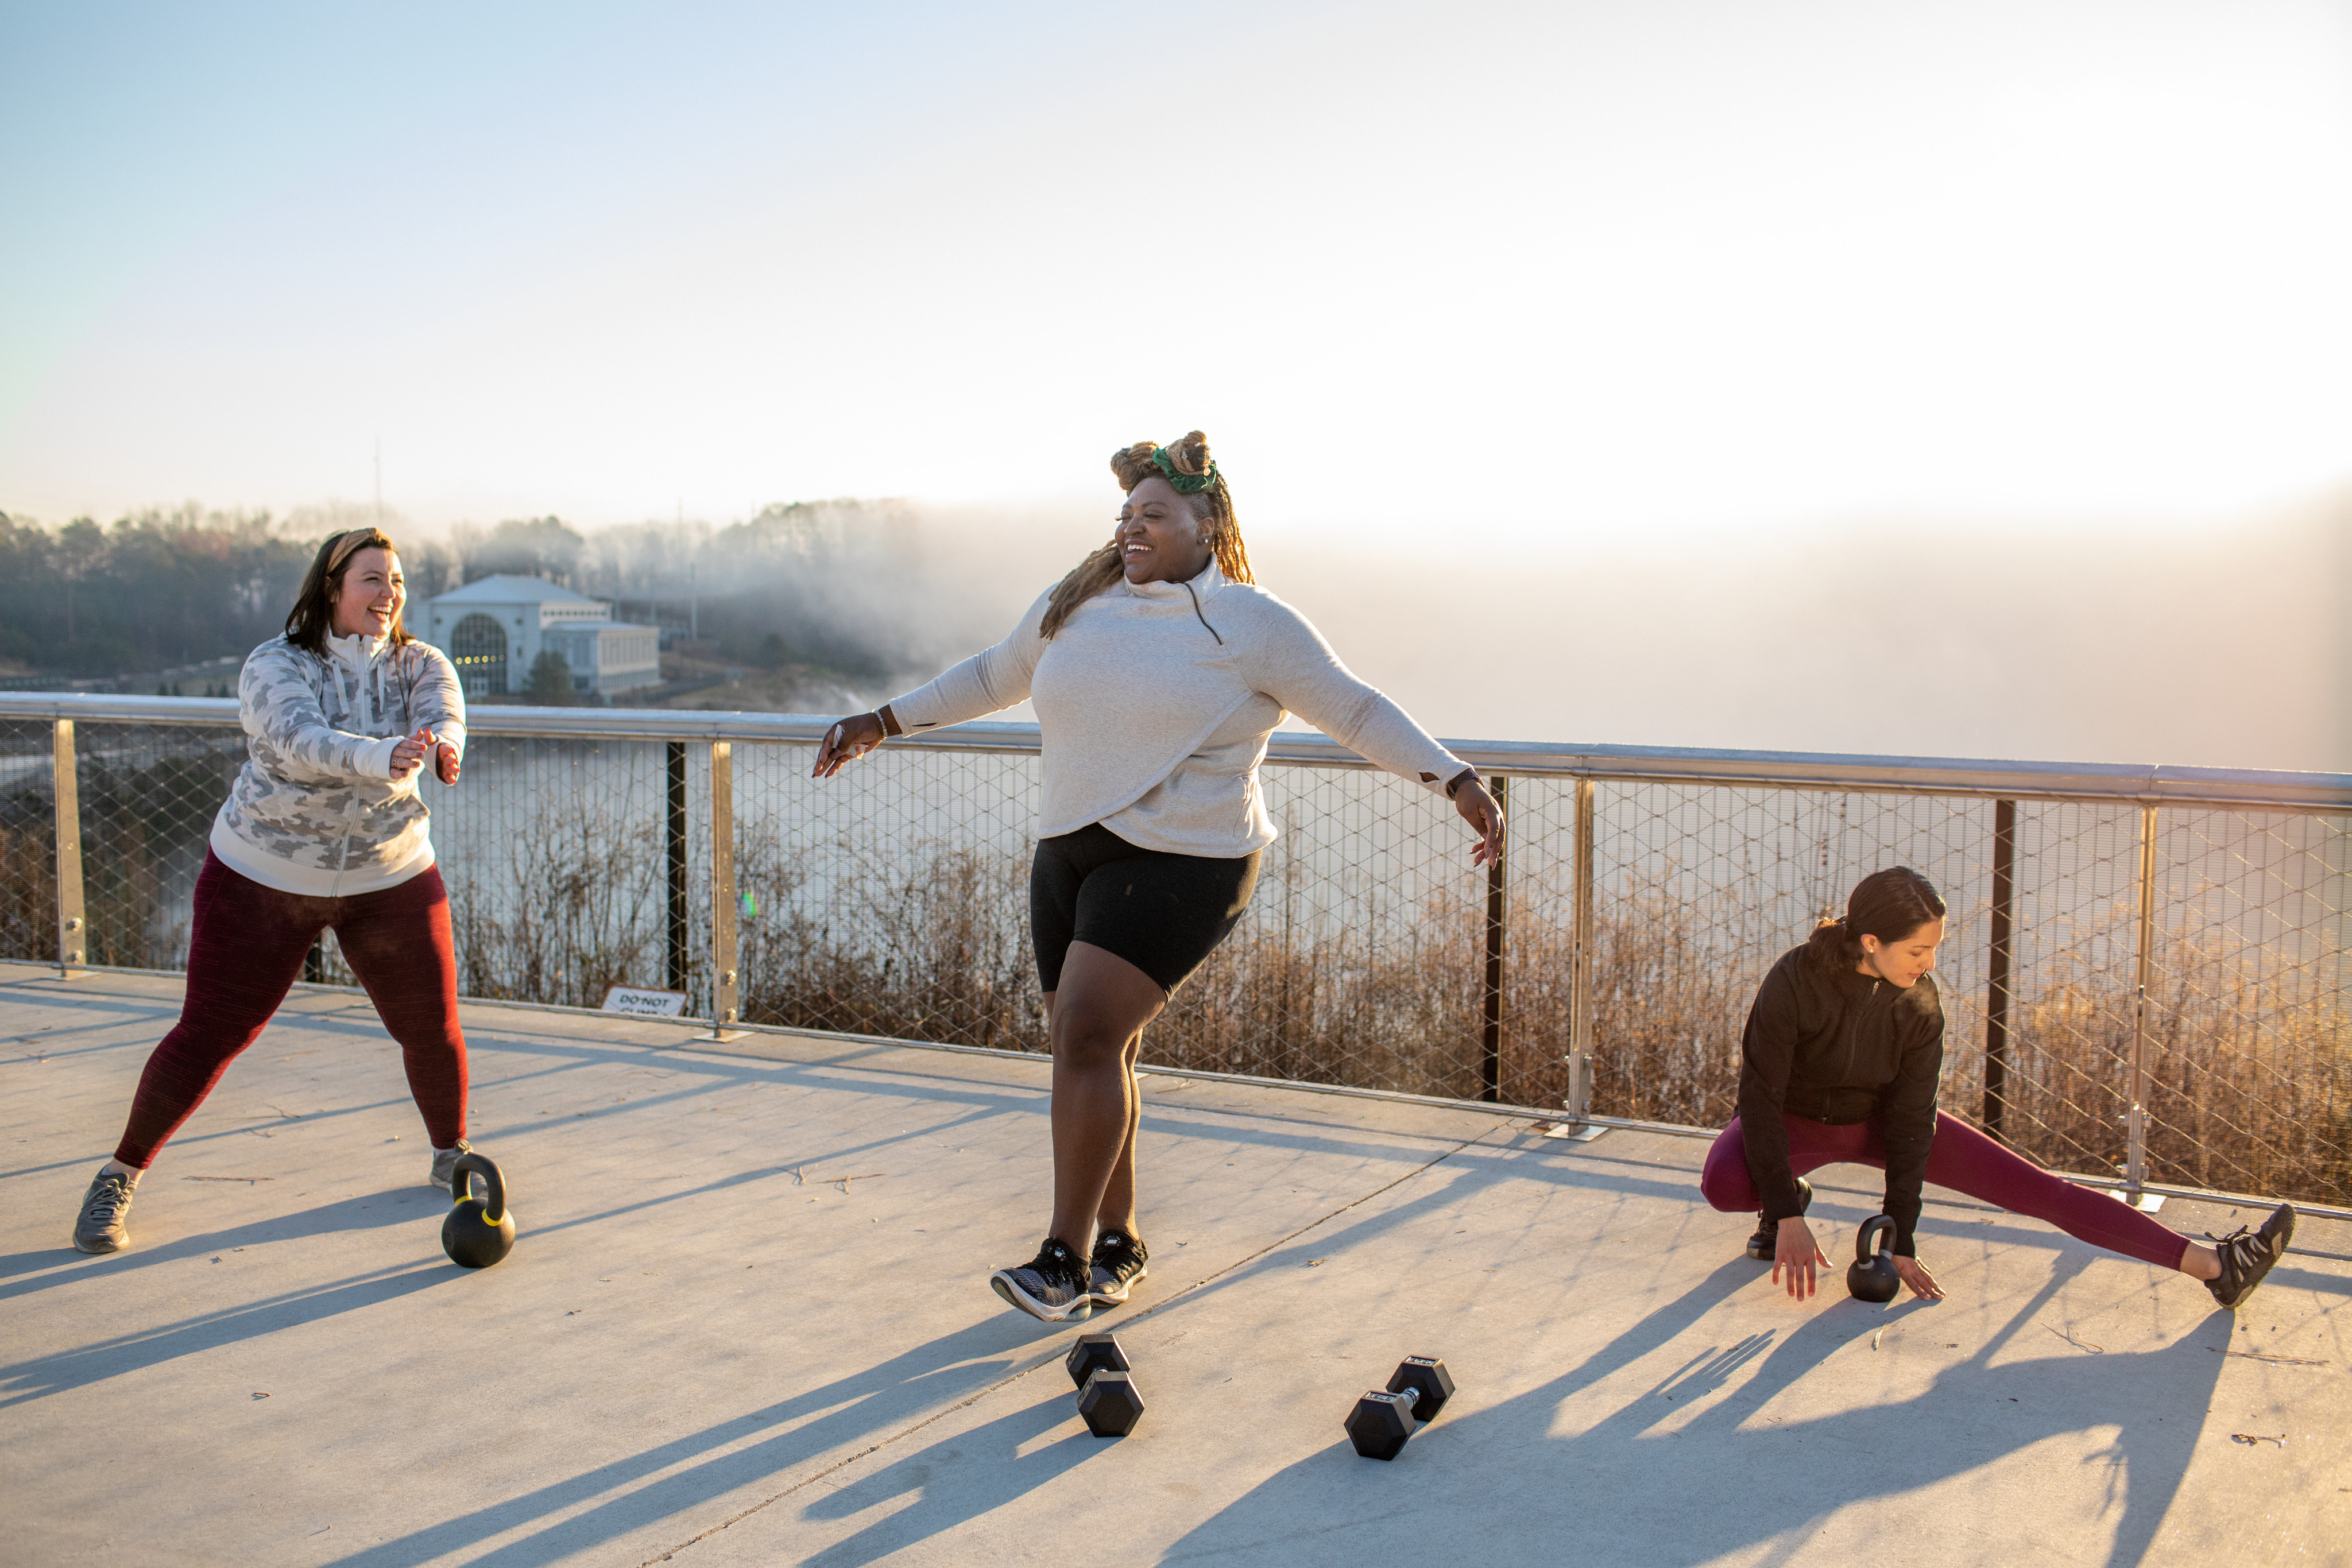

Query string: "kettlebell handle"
[[1855, 1214, 1895, 1264], [450, 1151, 507, 1224]]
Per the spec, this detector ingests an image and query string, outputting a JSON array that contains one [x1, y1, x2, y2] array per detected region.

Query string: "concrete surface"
[[2, 960, 2346, 1567]]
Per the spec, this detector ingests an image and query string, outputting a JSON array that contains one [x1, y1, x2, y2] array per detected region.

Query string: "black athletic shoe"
[[989, 1238, 1093, 1323], [2206, 1203, 2295, 1310], [1745, 1177, 1813, 1260], [1086, 1229, 1150, 1307]]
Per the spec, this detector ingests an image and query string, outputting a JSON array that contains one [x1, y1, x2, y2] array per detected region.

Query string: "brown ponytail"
[[1040, 430, 1254, 639], [1805, 866, 1948, 971]]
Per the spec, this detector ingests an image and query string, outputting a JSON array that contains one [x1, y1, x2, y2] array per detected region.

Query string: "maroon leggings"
[[1701, 1110, 2190, 1270], [113, 851, 468, 1168]]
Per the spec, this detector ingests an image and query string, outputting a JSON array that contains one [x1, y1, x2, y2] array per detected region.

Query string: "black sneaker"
[[989, 1238, 1093, 1323], [2206, 1203, 2295, 1310], [74, 1167, 138, 1255], [1744, 1177, 1813, 1260], [1086, 1229, 1150, 1307]]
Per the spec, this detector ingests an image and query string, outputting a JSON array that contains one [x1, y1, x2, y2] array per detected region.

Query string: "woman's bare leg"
[[1096, 1031, 1146, 1238], [1043, 941, 1164, 1255]]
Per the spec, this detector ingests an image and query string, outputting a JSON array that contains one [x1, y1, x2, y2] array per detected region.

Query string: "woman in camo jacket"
[[71, 527, 481, 1253]]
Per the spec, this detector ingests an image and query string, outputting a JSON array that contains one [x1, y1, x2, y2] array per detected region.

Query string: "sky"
[[2, 1, 2347, 766]]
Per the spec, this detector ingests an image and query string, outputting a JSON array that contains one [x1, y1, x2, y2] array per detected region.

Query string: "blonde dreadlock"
[[1039, 430, 1253, 640]]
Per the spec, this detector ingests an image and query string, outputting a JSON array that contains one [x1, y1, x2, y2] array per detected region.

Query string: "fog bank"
[[899, 494, 2351, 775]]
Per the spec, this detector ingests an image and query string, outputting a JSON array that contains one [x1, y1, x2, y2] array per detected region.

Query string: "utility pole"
[[373, 438, 383, 528]]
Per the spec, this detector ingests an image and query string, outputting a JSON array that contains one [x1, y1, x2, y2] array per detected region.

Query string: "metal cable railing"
[[5, 692, 2346, 1213]]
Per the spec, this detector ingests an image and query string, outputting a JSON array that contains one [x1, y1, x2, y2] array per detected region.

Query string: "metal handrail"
[[6, 691, 2348, 811], [8, 687, 2347, 1217]]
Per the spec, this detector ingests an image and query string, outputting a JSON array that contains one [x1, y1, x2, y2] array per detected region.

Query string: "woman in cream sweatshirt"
[[814, 432, 1503, 1321]]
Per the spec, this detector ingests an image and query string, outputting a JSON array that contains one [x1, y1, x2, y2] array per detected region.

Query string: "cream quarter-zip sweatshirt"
[[885, 563, 1468, 857], [211, 631, 467, 896]]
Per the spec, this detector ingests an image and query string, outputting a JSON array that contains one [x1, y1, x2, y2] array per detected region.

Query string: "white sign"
[[601, 986, 688, 1018]]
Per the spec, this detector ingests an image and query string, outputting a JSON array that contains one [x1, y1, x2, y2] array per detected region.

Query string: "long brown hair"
[[1805, 867, 1947, 971], [1039, 430, 1254, 639], [284, 528, 414, 657]]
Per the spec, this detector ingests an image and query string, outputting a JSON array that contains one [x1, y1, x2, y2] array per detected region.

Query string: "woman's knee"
[[1699, 1123, 1757, 1212], [1049, 1004, 1132, 1071]]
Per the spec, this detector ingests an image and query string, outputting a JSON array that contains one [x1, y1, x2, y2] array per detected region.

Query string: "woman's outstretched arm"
[[813, 590, 1051, 779], [1237, 593, 1499, 862]]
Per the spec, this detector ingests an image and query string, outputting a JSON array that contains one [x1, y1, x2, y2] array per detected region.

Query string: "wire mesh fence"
[[4, 699, 2345, 1206]]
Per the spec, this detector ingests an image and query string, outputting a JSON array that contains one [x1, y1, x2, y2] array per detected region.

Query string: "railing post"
[[1982, 797, 2016, 1139], [52, 719, 87, 976], [700, 739, 744, 1041], [1548, 776, 1606, 1141], [1479, 774, 1507, 1103], [1572, 776, 1593, 1076], [666, 740, 688, 993], [2123, 803, 2161, 1210]]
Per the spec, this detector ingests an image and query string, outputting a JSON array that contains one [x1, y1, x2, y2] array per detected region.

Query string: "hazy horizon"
[[18, 481, 2341, 775]]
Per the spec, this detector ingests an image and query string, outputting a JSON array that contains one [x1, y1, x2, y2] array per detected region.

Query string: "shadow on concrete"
[[794, 1391, 1112, 1568], [1165, 1258, 2228, 1568], [1, 1261, 458, 1411], [0, 1186, 440, 1299], [318, 1318, 1061, 1568]]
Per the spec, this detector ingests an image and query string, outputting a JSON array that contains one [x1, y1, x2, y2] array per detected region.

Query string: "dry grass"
[[444, 811, 670, 1009]]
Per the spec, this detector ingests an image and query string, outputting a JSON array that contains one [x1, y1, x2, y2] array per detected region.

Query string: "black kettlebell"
[[440, 1152, 516, 1269], [1847, 1214, 1899, 1303]]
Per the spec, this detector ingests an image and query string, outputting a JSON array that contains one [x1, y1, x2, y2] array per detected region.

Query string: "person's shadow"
[[1165, 1257, 2225, 1568]]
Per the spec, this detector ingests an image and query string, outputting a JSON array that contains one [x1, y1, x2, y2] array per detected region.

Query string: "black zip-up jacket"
[[1736, 944, 1945, 1255]]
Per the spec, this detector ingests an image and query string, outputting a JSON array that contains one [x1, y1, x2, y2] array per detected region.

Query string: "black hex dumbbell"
[[1346, 1356, 1454, 1459], [1067, 1332, 1144, 1437]]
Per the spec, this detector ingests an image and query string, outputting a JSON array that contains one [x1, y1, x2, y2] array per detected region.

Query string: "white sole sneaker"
[[1087, 1262, 1148, 1306], [989, 1267, 1093, 1323]]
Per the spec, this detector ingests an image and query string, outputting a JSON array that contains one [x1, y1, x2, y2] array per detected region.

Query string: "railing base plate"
[[1541, 1122, 1610, 1143]]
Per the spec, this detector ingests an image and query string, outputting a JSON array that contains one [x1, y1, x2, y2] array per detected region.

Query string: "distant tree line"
[[1, 507, 312, 676], [0, 498, 954, 691]]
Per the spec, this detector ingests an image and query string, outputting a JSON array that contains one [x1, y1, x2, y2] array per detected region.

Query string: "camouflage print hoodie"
[[209, 631, 468, 897]]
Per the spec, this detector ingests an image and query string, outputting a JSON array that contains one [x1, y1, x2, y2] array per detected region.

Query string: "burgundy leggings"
[[1701, 1110, 2189, 1270], [113, 851, 468, 1168]]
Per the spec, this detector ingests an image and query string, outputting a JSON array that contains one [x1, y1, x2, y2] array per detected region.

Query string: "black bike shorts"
[[1030, 822, 1262, 995]]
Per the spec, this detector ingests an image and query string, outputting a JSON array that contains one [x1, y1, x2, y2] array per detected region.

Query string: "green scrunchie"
[[1148, 446, 1219, 494]]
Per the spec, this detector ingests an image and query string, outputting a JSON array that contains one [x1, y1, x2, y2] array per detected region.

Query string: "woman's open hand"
[[392, 729, 461, 785], [1773, 1214, 1829, 1299], [813, 711, 888, 779], [1894, 1255, 1944, 1302], [1454, 777, 1504, 868]]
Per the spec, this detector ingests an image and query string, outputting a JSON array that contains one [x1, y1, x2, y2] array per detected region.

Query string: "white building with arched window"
[[417, 575, 662, 699]]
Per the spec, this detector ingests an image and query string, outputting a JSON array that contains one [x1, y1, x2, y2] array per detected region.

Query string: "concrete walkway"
[[3, 962, 2346, 1567]]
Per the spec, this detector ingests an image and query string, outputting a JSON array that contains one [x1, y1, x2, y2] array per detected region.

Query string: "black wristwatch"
[[1444, 767, 1479, 800]]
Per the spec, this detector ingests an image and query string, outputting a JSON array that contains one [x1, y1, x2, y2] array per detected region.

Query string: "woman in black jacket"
[[1701, 867, 2293, 1309]]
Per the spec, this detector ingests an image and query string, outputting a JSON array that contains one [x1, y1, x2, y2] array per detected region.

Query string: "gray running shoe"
[[1086, 1229, 1150, 1307], [74, 1168, 137, 1254], [2206, 1203, 2295, 1310], [428, 1139, 477, 1194], [1745, 1177, 1813, 1260], [989, 1238, 1093, 1323]]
